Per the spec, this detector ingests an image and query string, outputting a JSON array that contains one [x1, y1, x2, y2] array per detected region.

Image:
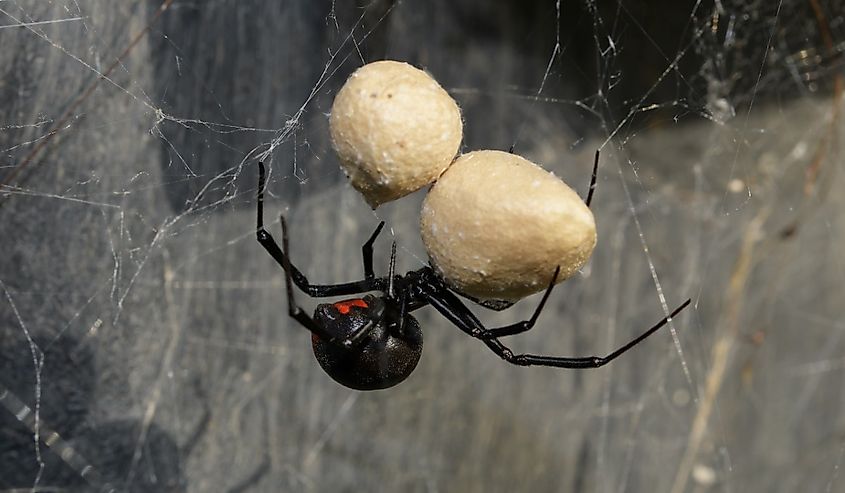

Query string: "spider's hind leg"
[[422, 271, 691, 369], [503, 299, 691, 368]]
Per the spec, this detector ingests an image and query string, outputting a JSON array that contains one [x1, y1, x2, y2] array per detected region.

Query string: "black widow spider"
[[256, 154, 691, 390]]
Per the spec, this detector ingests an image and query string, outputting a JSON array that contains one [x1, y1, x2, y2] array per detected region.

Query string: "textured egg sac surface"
[[421, 150, 597, 301], [329, 60, 463, 208]]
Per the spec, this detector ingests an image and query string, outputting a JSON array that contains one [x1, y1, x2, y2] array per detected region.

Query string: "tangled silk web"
[[1, 1, 844, 492]]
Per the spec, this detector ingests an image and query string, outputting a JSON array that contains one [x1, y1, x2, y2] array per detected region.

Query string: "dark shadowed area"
[[1, 1, 844, 492]]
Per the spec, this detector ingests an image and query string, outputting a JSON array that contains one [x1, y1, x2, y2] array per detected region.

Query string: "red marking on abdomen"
[[333, 299, 368, 314]]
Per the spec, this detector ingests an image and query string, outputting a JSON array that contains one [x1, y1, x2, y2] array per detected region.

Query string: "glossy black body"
[[255, 158, 691, 391], [312, 297, 423, 390]]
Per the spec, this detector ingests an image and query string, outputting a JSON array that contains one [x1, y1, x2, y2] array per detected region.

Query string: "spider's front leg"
[[255, 162, 310, 290], [275, 208, 384, 346], [255, 162, 386, 297], [276, 212, 335, 341]]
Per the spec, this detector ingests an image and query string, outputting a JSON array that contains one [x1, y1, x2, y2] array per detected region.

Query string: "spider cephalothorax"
[[255, 158, 690, 390]]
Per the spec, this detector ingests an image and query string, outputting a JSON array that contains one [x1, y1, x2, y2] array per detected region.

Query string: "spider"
[[255, 155, 691, 390]]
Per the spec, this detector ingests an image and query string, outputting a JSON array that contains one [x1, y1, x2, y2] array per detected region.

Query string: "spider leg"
[[339, 303, 386, 348], [278, 213, 334, 341], [420, 268, 559, 340], [507, 299, 691, 367], [419, 284, 526, 360], [477, 267, 560, 338], [256, 162, 387, 297], [508, 147, 597, 207], [386, 241, 396, 298], [585, 150, 599, 208], [279, 225, 380, 348], [397, 291, 409, 334], [457, 292, 517, 311], [422, 278, 691, 368], [384, 242, 413, 335], [362, 221, 385, 279]]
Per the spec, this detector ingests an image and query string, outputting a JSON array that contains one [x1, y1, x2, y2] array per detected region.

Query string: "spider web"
[[1, 1, 844, 492]]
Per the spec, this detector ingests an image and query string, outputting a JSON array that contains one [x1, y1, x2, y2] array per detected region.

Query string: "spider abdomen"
[[311, 309, 423, 391]]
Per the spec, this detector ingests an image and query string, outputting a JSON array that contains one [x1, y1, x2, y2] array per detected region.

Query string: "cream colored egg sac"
[[421, 150, 597, 301], [330, 60, 463, 208]]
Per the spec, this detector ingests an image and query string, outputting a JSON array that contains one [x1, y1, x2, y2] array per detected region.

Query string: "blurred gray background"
[[1, 0, 844, 491]]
